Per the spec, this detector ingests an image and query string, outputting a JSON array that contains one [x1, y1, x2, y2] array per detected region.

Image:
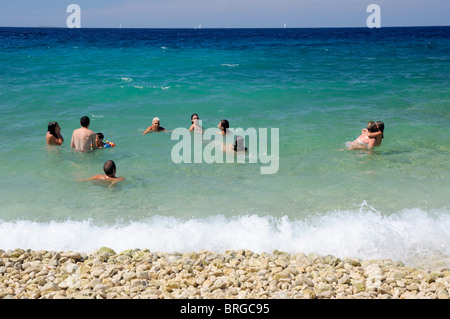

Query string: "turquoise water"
[[0, 27, 449, 268]]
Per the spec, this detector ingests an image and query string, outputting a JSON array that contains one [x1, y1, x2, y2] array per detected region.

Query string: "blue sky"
[[0, 0, 448, 28]]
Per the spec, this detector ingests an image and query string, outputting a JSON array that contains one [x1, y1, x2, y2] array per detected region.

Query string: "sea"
[[0, 27, 449, 269]]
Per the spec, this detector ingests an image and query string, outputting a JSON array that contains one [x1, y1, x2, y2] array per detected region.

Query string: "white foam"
[[1, 208, 449, 268]]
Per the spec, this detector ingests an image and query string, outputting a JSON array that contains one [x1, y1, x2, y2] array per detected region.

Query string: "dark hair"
[[220, 119, 229, 132], [96, 132, 104, 140], [80, 116, 90, 128], [103, 160, 116, 177], [47, 121, 58, 139], [234, 136, 248, 152], [367, 121, 379, 133], [191, 113, 199, 124], [376, 121, 384, 138]]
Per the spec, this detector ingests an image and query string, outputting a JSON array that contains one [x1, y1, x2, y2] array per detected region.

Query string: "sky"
[[0, 0, 448, 28]]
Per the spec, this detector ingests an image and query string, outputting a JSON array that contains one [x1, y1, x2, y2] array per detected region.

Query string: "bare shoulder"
[[90, 174, 107, 180]]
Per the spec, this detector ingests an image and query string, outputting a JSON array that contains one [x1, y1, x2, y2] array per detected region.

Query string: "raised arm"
[[366, 131, 382, 139]]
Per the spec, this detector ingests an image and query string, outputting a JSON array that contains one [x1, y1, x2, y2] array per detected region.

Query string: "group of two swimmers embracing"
[[345, 120, 385, 150]]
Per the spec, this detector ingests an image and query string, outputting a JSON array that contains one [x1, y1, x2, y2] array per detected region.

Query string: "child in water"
[[95, 133, 115, 148]]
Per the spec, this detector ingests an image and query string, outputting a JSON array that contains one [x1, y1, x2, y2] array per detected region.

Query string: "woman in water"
[[224, 135, 248, 153], [218, 119, 229, 135], [346, 121, 379, 150], [46, 121, 64, 146], [189, 113, 203, 132], [362, 121, 384, 147]]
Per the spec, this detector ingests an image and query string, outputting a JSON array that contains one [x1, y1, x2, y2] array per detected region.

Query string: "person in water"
[[218, 119, 229, 135], [362, 120, 384, 147], [346, 121, 379, 150], [224, 135, 248, 153], [46, 121, 64, 146], [95, 133, 115, 148], [143, 117, 167, 134], [189, 113, 203, 132], [79, 160, 124, 186], [71, 116, 98, 152]]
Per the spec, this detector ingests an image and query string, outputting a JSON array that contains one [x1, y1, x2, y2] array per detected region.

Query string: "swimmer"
[[46, 121, 64, 146], [362, 121, 384, 147], [189, 113, 203, 132], [346, 121, 378, 150], [71, 116, 98, 152], [79, 160, 124, 186], [218, 119, 229, 135], [95, 133, 115, 148], [143, 117, 167, 134], [225, 135, 248, 153]]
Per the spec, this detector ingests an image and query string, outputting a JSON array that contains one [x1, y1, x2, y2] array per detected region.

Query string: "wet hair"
[[234, 136, 248, 152], [220, 119, 229, 132], [96, 132, 104, 140], [103, 160, 116, 177], [80, 116, 90, 128], [191, 113, 199, 124], [153, 117, 160, 124], [367, 121, 379, 133], [376, 121, 384, 138], [47, 121, 58, 139]]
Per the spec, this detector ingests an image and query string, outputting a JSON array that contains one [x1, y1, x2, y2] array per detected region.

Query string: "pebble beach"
[[1, 247, 448, 299]]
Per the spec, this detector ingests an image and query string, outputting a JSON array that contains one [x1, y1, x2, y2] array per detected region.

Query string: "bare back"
[[46, 132, 63, 146], [71, 127, 97, 151]]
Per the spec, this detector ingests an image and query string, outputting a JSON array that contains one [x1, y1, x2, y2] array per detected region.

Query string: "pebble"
[[0, 248, 448, 299]]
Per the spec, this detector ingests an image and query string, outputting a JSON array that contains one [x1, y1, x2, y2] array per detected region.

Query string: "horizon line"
[[1, 25, 449, 29]]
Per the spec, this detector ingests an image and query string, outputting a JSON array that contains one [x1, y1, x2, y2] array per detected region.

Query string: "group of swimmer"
[[46, 116, 123, 186], [345, 120, 385, 150], [142, 114, 248, 152], [46, 114, 385, 185], [45, 114, 248, 186]]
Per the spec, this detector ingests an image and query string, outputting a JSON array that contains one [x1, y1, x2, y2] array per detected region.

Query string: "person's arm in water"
[[78, 175, 104, 181], [55, 125, 64, 143], [47, 134, 63, 145], [143, 126, 153, 135], [78, 175, 124, 184]]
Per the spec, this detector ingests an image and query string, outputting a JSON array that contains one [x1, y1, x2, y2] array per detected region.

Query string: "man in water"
[[71, 116, 98, 151], [79, 160, 124, 186], [143, 117, 167, 134]]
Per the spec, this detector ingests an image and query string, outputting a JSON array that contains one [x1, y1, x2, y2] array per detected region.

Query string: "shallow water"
[[1, 27, 449, 268]]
